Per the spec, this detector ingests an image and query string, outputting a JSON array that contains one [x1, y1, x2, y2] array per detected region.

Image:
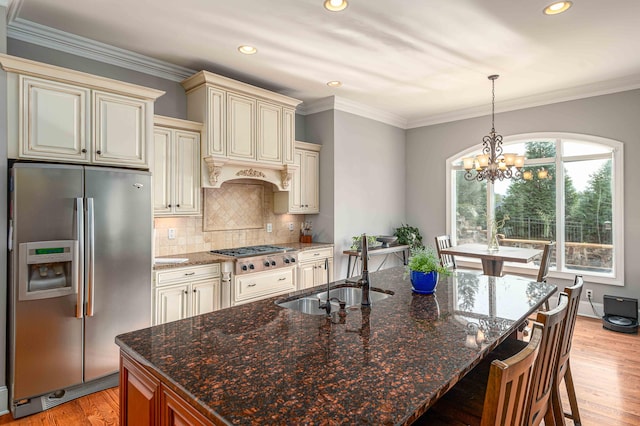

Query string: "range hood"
[[202, 157, 297, 191]]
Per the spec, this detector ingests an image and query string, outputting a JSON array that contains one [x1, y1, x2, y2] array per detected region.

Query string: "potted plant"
[[394, 224, 424, 250], [406, 247, 450, 294]]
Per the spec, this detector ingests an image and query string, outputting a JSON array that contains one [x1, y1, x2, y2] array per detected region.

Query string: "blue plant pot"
[[410, 270, 439, 294]]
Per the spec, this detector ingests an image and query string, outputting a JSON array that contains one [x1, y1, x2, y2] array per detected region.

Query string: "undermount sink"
[[276, 286, 392, 315]]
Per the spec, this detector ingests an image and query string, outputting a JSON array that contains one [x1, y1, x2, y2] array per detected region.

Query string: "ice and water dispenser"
[[18, 240, 78, 301]]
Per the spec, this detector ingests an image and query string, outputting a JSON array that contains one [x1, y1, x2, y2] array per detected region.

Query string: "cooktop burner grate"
[[210, 245, 293, 258]]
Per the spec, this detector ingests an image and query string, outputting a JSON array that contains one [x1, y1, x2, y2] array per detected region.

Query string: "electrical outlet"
[[288, 223, 294, 231], [266, 223, 273, 233], [168, 228, 176, 240], [586, 289, 593, 299]]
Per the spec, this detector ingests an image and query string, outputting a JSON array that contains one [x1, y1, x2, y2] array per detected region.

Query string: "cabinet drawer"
[[156, 264, 220, 286], [234, 267, 295, 305], [298, 247, 333, 262]]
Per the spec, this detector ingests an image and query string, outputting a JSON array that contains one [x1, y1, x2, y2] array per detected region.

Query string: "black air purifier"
[[602, 295, 638, 334]]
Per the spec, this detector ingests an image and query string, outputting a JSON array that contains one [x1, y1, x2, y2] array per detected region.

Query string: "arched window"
[[447, 133, 623, 285]]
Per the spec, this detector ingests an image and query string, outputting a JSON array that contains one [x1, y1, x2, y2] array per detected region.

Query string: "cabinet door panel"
[[121, 354, 160, 426], [153, 128, 172, 214], [174, 130, 201, 214], [156, 285, 189, 324], [282, 108, 295, 164], [298, 262, 316, 290], [162, 385, 211, 426], [94, 91, 147, 166], [227, 93, 255, 160], [191, 279, 220, 316], [206, 86, 226, 157], [20, 75, 90, 162], [257, 101, 282, 163], [303, 150, 320, 213]]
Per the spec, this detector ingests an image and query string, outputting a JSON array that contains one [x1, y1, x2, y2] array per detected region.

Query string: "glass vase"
[[487, 226, 500, 252]]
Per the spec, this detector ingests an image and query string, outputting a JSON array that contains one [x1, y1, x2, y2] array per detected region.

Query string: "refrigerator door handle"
[[87, 197, 95, 317], [76, 197, 84, 319]]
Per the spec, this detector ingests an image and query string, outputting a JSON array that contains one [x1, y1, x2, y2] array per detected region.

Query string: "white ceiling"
[[6, 0, 640, 128]]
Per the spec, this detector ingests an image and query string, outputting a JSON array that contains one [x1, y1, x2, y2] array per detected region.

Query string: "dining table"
[[439, 243, 543, 277], [116, 267, 557, 425]]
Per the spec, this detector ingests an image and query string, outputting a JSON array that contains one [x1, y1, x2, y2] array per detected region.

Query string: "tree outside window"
[[450, 135, 622, 281]]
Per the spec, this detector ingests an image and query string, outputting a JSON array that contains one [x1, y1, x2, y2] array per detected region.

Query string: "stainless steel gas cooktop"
[[211, 245, 298, 275]]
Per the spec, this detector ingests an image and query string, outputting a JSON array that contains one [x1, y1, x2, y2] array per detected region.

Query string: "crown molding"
[[299, 96, 408, 129], [407, 74, 640, 129], [6, 7, 195, 82]]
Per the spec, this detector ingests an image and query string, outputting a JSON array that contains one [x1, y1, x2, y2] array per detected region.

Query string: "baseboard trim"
[[0, 386, 9, 416]]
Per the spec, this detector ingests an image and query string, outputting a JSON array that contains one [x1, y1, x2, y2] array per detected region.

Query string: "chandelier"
[[463, 75, 525, 183]]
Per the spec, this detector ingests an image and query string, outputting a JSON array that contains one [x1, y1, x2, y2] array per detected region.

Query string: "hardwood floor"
[[0, 317, 637, 425]]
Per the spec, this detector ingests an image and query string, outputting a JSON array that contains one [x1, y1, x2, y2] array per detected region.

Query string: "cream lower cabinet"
[[154, 264, 221, 325], [232, 267, 296, 307], [153, 116, 202, 216], [297, 247, 334, 290], [274, 141, 320, 214]]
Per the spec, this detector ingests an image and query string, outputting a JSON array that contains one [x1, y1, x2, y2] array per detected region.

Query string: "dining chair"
[[537, 241, 556, 310], [434, 235, 456, 269], [414, 323, 544, 426], [550, 275, 584, 426]]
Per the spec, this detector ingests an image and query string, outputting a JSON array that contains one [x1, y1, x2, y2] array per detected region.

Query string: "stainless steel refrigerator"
[[8, 162, 152, 418]]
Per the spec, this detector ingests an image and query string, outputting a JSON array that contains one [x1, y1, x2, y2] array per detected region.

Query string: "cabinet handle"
[[96, 150, 102, 155], [278, 277, 286, 281], [184, 272, 195, 276], [248, 283, 257, 287], [81, 148, 87, 153], [313, 253, 320, 256]]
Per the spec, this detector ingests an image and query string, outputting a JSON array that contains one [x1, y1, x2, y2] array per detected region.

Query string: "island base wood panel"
[[0, 317, 637, 425], [119, 352, 215, 426]]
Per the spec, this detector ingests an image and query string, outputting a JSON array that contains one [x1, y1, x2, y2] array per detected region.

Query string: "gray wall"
[[406, 89, 640, 303], [306, 110, 406, 279]]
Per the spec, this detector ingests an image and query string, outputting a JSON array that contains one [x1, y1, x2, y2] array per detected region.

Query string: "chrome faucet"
[[359, 233, 371, 306]]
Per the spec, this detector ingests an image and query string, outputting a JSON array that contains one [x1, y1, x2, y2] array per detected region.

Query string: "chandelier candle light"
[[463, 75, 525, 183]]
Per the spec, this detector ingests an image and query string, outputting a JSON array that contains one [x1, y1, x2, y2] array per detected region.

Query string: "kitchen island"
[[116, 266, 556, 425]]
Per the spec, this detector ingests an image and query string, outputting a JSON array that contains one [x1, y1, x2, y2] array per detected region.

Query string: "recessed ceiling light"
[[327, 81, 342, 87], [543, 1, 573, 15], [324, 0, 348, 12], [237, 45, 257, 55]]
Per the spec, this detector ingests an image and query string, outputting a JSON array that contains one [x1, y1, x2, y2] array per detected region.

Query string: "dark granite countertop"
[[116, 267, 555, 425], [153, 242, 334, 271]]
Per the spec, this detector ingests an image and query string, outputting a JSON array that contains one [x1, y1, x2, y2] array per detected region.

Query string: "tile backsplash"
[[155, 182, 304, 256]]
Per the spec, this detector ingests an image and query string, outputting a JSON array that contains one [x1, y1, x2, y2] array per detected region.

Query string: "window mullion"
[[556, 138, 566, 272]]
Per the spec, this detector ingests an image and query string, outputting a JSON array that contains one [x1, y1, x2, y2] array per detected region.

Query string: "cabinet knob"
[[184, 290, 188, 294], [193, 289, 197, 293], [81, 148, 87, 153], [167, 204, 172, 208], [176, 204, 180, 208], [96, 150, 102, 155]]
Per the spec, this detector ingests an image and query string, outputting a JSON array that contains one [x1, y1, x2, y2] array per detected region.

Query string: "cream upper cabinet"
[[181, 70, 302, 188], [93, 91, 148, 167], [274, 141, 321, 214], [1, 54, 164, 169], [282, 108, 295, 164], [19, 75, 91, 162], [227, 92, 255, 160], [153, 116, 202, 216], [257, 100, 282, 163]]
